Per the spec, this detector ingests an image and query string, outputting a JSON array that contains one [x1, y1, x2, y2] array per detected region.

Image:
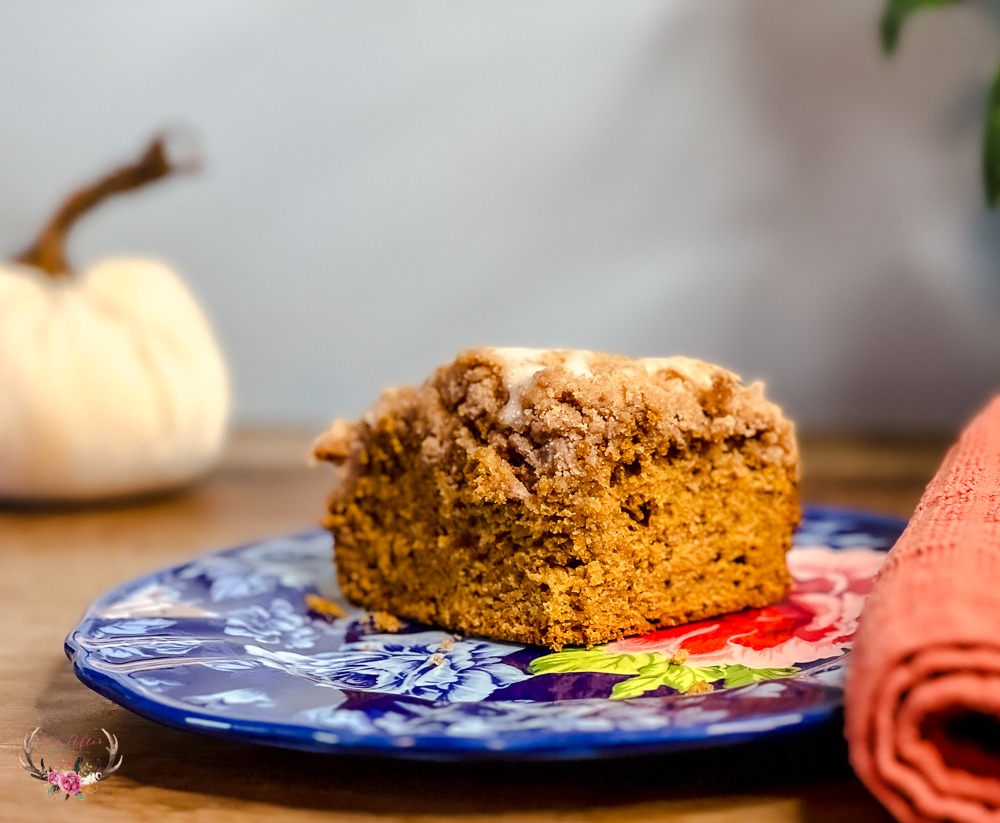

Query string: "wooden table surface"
[[0, 431, 950, 823]]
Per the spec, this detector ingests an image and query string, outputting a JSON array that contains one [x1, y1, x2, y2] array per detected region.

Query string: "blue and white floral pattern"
[[299, 679, 815, 741], [223, 598, 342, 650], [175, 532, 340, 602], [66, 509, 905, 758], [89, 617, 178, 638], [245, 631, 529, 702], [186, 688, 277, 711]]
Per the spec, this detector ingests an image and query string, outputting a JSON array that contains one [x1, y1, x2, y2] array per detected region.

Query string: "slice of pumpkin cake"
[[314, 347, 799, 649]]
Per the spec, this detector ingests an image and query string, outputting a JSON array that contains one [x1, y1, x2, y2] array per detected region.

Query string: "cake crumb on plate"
[[305, 593, 346, 621]]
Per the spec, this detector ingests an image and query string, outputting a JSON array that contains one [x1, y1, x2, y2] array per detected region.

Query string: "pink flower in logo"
[[47, 771, 60, 786], [609, 547, 886, 670], [58, 772, 81, 795]]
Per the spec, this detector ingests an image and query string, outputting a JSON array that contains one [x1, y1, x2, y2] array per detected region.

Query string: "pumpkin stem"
[[16, 131, 199, 277]]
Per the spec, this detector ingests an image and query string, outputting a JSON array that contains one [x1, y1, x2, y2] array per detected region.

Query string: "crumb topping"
[[314, 346, 797, 505]]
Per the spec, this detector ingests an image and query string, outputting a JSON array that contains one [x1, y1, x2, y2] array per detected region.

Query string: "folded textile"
[[846, 395, 1000, 823]]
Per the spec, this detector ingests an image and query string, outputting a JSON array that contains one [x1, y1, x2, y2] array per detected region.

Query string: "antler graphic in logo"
[[20, 728, 122, 800]]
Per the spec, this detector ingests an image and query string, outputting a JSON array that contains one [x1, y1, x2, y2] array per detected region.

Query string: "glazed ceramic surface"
[[66, 506, 903, 759]]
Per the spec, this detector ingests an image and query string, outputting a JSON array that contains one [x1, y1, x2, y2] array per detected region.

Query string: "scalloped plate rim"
[[64, 504, 906, 760]]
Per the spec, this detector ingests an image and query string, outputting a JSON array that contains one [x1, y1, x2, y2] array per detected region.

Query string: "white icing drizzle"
[[490, 348, 548, 427], [638, 356, 718, 389], [562, 350, 594, 379], [486, 348, 722, 428], [488, 347, 594, 427]]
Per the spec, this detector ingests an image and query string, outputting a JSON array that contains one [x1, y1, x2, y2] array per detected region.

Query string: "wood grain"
[[0, 431, 949, 822]]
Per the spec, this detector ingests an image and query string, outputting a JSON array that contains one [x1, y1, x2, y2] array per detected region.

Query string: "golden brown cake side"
[[314, 347, 800, 649]]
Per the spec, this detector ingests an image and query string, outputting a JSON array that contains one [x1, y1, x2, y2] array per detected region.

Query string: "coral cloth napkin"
[[846, 395, 1000, 822]]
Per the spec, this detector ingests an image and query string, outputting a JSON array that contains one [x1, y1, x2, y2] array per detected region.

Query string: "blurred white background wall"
[[1, 0, 998, 432]]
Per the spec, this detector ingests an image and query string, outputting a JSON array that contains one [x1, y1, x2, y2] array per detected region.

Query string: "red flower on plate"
[[608, 547, 886, 670]]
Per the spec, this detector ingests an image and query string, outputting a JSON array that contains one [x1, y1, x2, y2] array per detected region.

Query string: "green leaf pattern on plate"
[[530, 648, 798, 700]]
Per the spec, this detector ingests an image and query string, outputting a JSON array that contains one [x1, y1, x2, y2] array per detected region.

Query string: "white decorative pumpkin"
[[0, 135, 229, 501]]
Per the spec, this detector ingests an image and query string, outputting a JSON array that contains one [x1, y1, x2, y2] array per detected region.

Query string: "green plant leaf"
[[880, 0, 960, 54], [721, 664, 800, 690], [984, 60, 1000, 208]]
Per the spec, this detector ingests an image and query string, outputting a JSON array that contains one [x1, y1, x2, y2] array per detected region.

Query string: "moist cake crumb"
[[304, 593, 347, 621], [314, 347, 800, 650], [366, 610, 405, 634]]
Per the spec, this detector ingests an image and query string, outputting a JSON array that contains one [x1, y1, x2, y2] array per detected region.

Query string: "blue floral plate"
[[65, 506, 904, 760]]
